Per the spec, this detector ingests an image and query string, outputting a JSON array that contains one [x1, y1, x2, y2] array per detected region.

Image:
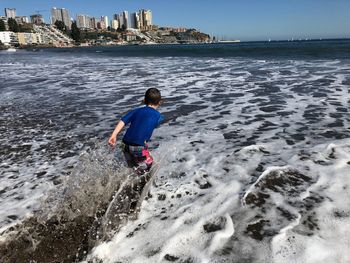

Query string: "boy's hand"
[[108, 136, 117, 147], [108, 120, 125, 147]]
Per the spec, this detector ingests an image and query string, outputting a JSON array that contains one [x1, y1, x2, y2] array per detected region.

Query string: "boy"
[[108, 88, 164, 175]]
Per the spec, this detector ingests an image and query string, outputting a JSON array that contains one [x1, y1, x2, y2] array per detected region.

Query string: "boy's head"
[[144, 88, 162, 106]]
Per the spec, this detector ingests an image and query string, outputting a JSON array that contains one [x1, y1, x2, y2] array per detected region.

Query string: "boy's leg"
[[133, 148, 153, 175], [124, 144, 153, 175], [122, 144, 138, 168], [142, 148, 154, 171]]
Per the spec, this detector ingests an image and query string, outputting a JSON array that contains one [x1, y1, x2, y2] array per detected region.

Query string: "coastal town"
[[0, 7, 212, 49]]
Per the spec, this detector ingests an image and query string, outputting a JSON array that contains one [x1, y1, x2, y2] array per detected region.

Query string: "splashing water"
[[0, 142, 163, 262]]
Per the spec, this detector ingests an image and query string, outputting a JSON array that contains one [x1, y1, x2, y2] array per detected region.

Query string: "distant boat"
[[6, 48, 16, 52]]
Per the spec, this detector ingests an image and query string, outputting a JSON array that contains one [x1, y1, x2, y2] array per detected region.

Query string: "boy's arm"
[[108, 120, 125, 147], [159, 114, 165, 125]]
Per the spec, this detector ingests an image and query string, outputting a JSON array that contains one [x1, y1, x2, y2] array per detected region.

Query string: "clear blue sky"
[[1, 0, 350, 41]]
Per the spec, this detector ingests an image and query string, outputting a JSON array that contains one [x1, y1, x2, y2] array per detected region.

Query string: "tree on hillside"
[[7, 18, 19, 32], [70, 21, 81, 43], [0, 20, 6, 31], [19, 23, 34, 33], [54, 20, 66, 31], [81, 30, 97, 40]]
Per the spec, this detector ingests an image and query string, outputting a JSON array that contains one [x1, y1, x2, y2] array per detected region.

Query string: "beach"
[[1, 40, 350, 262]]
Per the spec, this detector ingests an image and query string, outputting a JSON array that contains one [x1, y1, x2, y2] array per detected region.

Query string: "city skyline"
[[1, 0, 350, 41], [75, 10, 152, 31]]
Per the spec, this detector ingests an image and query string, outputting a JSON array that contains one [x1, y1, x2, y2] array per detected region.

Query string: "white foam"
[[1, 52, 350, 262]]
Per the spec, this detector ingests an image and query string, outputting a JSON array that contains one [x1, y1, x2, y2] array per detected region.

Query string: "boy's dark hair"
[[144, 88, 162, 105]]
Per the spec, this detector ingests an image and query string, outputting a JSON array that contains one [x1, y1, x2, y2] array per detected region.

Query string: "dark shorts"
[[122, 143, 153, 175]]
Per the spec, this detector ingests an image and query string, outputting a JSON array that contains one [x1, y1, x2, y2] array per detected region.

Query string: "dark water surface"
[[46, 39, 350, 59]]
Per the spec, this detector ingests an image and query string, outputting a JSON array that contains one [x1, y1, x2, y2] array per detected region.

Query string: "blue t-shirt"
[[121, 106, 164, 146]]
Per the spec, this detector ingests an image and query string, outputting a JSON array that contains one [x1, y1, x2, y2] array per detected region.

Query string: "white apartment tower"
[[111, 19, 119, 30], [90, 17, 98, 30], [51, 7, 71, 29], [102, 16, 109, 29], [112, 14, 119, 30], [139, 9, 152, 29], [111, 10, 152, 30], [61, 8, 71, 29], [5, 8, 16, 18], [98, 18, 106, 30], [51, 7, 61, 24], [135, 12, 141, 29], [143, 9, 152, 27], [117, 15, 123, 29], [122, 11, 129, 29], [76, 14, 91, 29], [130, 13, 138, 28]]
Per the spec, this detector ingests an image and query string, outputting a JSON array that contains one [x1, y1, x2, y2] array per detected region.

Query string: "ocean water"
[[1, 40, 350, 262]]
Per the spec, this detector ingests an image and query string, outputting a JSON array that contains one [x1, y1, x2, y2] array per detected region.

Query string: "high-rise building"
[[130, 13, 137, 29], [61, 8, 71, 29], [97, 19, 105, 30], [111, 14, 119, 30], [102, 16, 109, 29], [5, 8, 16, 18], [143, 9, 152, 27], [137, 9, 152, 30], [122, 11, 129, 29], [76, 15, 84, 29], [135, 12, 141, 29], [30, 14, 45, 25], [111, 19, 119, 30], [117, 14, 123, 29], [86, 16, 92, 29], [77, 14, 91, 29], [51, 7, 61, 24], [90, 17, 98, 30], [51, 7, 71, 29]]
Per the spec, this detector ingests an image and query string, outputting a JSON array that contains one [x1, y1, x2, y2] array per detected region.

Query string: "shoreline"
[[1, 38, 349, 53]]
